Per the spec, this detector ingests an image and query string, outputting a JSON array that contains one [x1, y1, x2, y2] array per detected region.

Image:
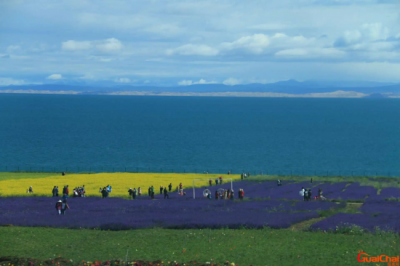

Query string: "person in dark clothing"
[[318, 188, 322, 197], [310, 178, 313, 183], [168, 183, 172, 192], [62, 172, 65, 176], [52, 186, 56, 197], [132, 188, 137, 199], [308, 189, 312, 201], [55, 186, 59, 197], [163, 187, 169, 199], [101, 187, 108, 198], [303, 189, 308, 201], [62, 186, 67, 195], [128, 188, 133, 198], [215, 178, 218, 185], [148, 187, 151, 197], [277, 180, 282, 186], [241, 173, 244, 180], [215, 190, 219, 200], [61, 199, 69, 215], [230, 189, 234, 200], [66, 185, 69, 196], [209, 179, 212, 186]]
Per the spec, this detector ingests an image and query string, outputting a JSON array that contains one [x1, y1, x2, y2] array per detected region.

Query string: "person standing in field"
[[133, 188, 137, 199], [61, 199, 69, 215], [160, 186, 163, 195], [128, 188, 133, 198], [240, 189, 245, 200], [308, 189, 312, 201], [52, 186, 56, 197], [179, 183, 183, 190], [304, 189, 308, 201], [55, 200, 62, 215], [138, 187, 141, 196], [215, 190, 219, 200], [66, 185, 69, 196], [230, 189, 234, 200], [209, 179, 212, 186], [168, 183, 172, 192], [55, 186, 59, 197], [215, 178, 218, 185], [163, 187, 169, 199]]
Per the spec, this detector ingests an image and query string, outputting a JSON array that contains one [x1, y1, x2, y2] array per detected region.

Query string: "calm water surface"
[[0, 94, 399, 176]]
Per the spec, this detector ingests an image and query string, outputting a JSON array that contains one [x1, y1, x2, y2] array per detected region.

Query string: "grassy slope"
[[0, 227, 398, 265], [0, 172, 57, 181]]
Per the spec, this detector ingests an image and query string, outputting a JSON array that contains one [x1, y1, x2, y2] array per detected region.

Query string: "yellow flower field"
[[0, 173, 240, 197]]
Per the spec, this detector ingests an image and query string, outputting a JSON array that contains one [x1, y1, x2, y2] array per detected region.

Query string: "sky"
[[1, 0, 400, 86]]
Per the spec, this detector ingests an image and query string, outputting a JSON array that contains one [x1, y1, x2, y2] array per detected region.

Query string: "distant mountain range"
[[1, 80, 400, 98]]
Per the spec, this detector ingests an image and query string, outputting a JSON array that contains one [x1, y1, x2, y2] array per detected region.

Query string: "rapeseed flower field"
[[0, 173, 240, 197]]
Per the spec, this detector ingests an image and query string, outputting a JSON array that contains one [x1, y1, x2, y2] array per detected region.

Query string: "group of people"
[[100, 185, 112, 198], [72, 186, 85, 197], [214, 188, 235, 200], [55, 198, 70, 215], [241, 173, 250, 180], [300, 186, 327, 201], [300, 187, 312, 201], [208, 177, 223, 186]]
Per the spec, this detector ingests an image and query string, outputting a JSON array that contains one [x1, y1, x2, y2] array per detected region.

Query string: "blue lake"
[[1, 94, 399, 176]]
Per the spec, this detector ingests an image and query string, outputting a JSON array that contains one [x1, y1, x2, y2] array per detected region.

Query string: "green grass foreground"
[[0, 227, 399, 265]]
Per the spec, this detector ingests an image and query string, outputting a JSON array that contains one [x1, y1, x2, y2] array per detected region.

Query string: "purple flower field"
[[310, 212, 400, 233], [0, 197, 323, 230], [1, 179, 399, 232]]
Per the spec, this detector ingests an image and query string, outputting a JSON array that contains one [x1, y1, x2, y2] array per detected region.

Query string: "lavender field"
[[1, 179, 399, 232]]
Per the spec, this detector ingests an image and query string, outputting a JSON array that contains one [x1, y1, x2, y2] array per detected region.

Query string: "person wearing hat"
[[55, 200, 62, 215]]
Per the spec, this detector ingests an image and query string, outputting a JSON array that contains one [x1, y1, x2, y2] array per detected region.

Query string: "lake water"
[[1, 94, 399, 176]]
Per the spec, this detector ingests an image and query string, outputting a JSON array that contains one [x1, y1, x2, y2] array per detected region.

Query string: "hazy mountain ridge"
[[1, 80, 400, 97]]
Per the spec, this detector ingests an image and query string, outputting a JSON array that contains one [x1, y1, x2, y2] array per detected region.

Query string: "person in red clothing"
[[239, 189, 245, 200], [66, 185, 69, 196]]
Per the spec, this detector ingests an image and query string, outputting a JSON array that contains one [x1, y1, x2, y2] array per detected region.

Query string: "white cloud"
[[223, 78, 241, 85], [62, 38, 122, 53], [178, 80, 193, 86], [0, 77, 26, 86], [334, 23, 390, 47], [62, 40, 92, 51], [46, 74, 63, 80], [275, 48, 345, 58], [166, 44, 219, 56], [95, 38, 122, 52], [220, 33, 319, 55], [7, 45, 21, 52], [178, 79, 217, 86], [115, 78, 131, 83], [221, 34, 270, 54]]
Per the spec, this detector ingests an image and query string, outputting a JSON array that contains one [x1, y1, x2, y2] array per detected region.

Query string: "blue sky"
[[1, 0, 400, 86]]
